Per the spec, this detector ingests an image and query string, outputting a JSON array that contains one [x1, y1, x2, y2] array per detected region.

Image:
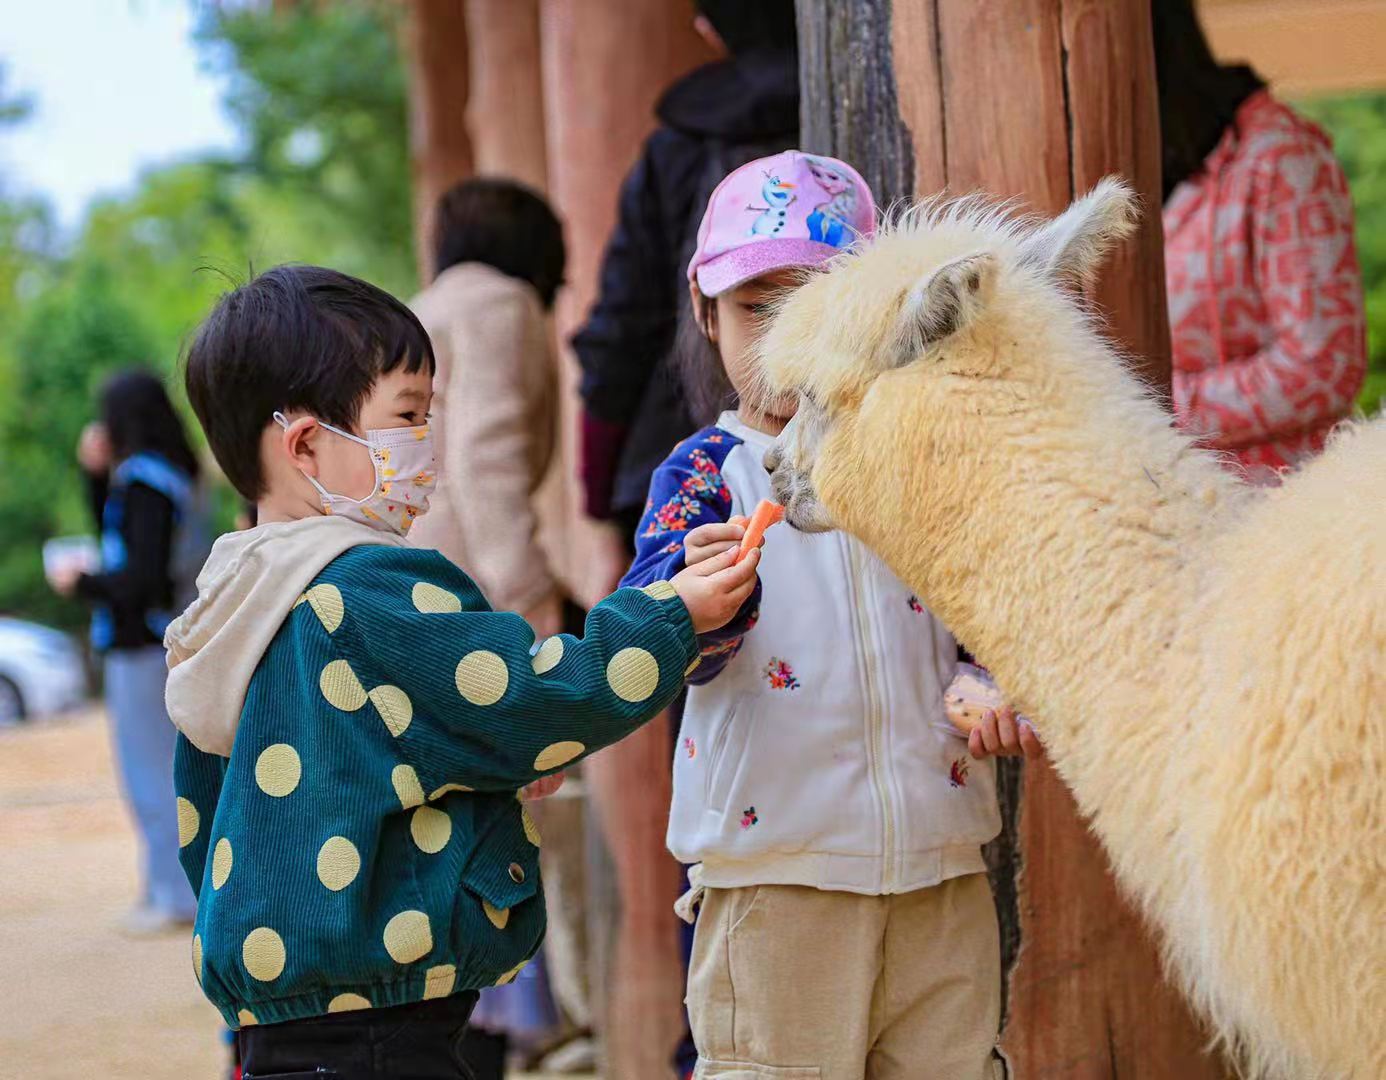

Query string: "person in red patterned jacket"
[[1155, 0, 1367, 484]]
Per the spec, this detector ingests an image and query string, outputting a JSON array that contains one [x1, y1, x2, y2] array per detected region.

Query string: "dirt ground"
[[0, 708, 584, 1080]]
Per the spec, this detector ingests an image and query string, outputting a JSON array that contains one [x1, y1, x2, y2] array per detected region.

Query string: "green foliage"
[[0, 264, 158, 627], [195, 2, 417, 296], [0, 3, 416, 625], [1297, 92, 1386, 416]]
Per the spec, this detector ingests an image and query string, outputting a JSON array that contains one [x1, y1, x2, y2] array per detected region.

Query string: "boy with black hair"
[[166, 264, 760, 1078]]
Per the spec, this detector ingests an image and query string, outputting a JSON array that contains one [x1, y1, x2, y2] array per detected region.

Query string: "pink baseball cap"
[[687, 150, 876, 297]]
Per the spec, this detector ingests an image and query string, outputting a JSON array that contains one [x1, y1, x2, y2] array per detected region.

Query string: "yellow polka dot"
[[482, 899, 510, 930], [304, 583, 345, 633], [410, 806, 452, 854], [317, 836, 361, 892], [643, 580, 677, 602], [455, 650, 508, 706], [392, 764, 425, 809], [237, 1009, 258, 1028], [534, 741, 584, 772], [423, 964, 456, 1000], [412, 581, 461, 613], [211, 838, 233, 890], [383, 910, 433, 964], [607, 647, 660, 703], [320, 659, 367, 712], [176, 797, 200, 848], [192, 934, 203, 985], [368, 684, 412, 737], [242, 927, 286, 982], [496, 960, 526, 986], [328, 993, 371, 1013], [531, 636, 564, 675], [255, 744, 302, 798], [429, 782, 473, 800], [522, 807, 541, 847]]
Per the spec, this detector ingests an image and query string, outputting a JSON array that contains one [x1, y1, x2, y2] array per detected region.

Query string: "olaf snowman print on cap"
[[749, 172, 797, 236]]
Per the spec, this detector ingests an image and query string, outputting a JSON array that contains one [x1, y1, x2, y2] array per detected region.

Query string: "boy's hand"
[[521, 772, 566, 801], [671, 546, 760, 634], [968, 706, 1043, 760], [684, 521, 746, 566]]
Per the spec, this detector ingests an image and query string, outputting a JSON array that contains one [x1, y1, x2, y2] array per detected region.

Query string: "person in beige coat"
[[410, 179, 568, 640], [408, 179, 570, 1075]]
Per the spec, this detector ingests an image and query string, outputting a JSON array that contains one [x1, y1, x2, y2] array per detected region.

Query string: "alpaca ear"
[[896, 251, 995, 359], [1018, 175, 1139, 284]]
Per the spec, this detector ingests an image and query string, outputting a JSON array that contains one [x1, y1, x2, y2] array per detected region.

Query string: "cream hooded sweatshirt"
[[163, 516, 406, 757]]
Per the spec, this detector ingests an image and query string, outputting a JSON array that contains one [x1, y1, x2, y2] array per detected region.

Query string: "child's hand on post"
[[684, 521, 747, 566], [967, 706, 1043, 760], [521, 772, 566, 801], [671, 545, 760, 633]]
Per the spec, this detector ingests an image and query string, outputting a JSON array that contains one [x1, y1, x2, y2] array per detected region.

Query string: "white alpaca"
[[758, 179, 1385, 1080]]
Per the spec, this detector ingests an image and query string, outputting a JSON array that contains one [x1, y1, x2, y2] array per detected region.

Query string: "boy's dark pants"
[[239, 992, 480, 1080]]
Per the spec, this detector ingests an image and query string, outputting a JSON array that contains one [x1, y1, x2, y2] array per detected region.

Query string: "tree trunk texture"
[[798, 2, 1219, 1077]]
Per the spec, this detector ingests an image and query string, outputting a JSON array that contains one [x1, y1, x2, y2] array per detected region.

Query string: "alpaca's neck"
[[828, 338, 1248, 806]]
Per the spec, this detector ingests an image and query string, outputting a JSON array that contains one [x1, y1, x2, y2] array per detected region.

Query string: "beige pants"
[[687, 873, 1004, 1080]]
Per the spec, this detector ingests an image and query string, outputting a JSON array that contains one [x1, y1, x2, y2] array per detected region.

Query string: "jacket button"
[[508, 862, 525, 884]]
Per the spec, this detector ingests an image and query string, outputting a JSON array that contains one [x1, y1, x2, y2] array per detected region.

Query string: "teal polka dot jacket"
[[174, 545, 696, 1030]]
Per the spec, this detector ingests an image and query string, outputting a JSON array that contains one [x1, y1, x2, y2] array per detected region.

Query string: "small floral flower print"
[[764, 657, 801, 691], [707, 434, 724, 444], [949, 757, 970, 788], [907, 595, 924, 614], [740, 806, 759, 829], [684, 738, 696, 760]]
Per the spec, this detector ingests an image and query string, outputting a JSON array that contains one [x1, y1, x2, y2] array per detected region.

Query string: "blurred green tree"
[[1298, 91, 1386, 416]]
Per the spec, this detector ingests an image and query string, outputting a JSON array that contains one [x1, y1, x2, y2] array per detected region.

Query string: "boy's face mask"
[[274, 412, 436, 536]]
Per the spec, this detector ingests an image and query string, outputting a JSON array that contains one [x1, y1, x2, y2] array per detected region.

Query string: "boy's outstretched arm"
[[327, 547, 756, 795]]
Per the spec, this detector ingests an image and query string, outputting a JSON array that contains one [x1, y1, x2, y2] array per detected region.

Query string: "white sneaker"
[[119, 904, 193, 937]]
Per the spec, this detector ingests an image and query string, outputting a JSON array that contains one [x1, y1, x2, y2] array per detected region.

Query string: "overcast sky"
[[1, 0, 240, 229]]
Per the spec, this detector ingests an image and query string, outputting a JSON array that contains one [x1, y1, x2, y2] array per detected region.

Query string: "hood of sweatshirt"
[[656, 49, 799, 143], [164, 516, 407, 757]]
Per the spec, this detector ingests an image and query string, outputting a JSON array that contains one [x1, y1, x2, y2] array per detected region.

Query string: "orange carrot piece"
[[736, 499, 784, 563]]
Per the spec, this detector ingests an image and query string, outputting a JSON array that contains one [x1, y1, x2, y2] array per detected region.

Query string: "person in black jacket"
[[52, 369, 205, 933], [573, 0, 799, 589]]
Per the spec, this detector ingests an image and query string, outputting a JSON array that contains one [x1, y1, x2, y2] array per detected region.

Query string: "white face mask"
[[274, 411, 437, 536]]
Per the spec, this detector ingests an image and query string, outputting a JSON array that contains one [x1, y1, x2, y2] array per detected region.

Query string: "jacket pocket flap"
[[459, 846, 539, 911]]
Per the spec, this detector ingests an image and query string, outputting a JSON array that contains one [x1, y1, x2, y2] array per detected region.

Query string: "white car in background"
[[0, 618, 89, 727]]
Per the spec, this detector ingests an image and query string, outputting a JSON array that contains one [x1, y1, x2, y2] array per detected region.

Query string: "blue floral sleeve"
[[620, 426, 761, 685]]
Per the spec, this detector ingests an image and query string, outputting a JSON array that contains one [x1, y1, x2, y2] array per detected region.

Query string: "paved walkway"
[[0, 709, 583, 1080]]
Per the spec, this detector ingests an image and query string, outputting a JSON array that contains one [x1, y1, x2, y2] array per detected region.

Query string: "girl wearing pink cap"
[[620, 152, 1035, 1079]]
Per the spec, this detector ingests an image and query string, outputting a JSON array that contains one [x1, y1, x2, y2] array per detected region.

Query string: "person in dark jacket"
[[52, 369, 206, 932], [573, 0, 799, 581]]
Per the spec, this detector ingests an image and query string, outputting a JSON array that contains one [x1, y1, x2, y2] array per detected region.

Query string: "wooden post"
[[401, 0, 473, 284], [799, 2, 1218, 1076], [539, 5, 714, 1077], [464, 0, 548, 191]]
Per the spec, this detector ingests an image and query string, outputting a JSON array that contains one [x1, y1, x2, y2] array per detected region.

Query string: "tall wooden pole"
[[799, 2, 1221, 1076], [401, 0, 473, 285], [540, 6, 714, 1077]]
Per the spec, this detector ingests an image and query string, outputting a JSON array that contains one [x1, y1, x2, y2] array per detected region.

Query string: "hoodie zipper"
[[844, 536, 895, 892]]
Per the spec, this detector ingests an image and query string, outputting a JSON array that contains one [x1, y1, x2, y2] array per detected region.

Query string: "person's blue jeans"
[[104, 645, 197, 920]]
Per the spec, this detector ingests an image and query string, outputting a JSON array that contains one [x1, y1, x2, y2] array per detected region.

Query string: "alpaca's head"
[[761, 177, 1139, 531]]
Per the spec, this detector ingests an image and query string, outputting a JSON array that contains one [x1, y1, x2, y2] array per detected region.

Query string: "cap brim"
[[694, 238, 844, 297]]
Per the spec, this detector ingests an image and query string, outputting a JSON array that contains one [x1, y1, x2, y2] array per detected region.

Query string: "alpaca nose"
[[763, 443, 781, 475]]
